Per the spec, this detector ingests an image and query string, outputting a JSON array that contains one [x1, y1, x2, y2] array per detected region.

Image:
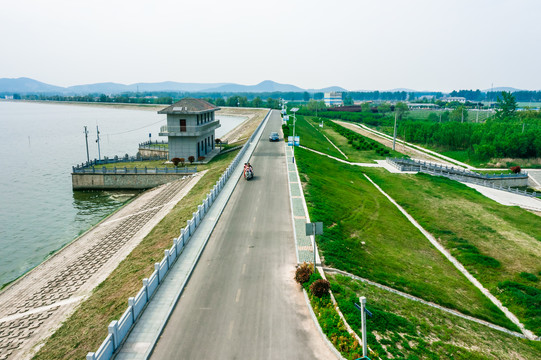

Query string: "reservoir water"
[[0, 101, 244, 287]]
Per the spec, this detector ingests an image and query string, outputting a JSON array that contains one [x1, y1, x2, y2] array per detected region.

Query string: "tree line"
[[297, 92, 541, 161]]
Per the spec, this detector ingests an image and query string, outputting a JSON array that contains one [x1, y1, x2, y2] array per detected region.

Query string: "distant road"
[[150, 110, 336, 359]]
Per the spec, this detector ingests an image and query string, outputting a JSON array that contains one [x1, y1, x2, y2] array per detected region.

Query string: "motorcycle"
[[244, 165, 254, 180]]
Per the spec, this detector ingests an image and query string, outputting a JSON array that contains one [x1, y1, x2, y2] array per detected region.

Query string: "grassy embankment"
[[364, 169, 541, 334], [330, 274, 541, 360], [291, 115, 345, 159], [295, 147, 515, 330], [294, 113, 540, 335], [296, 114, 540, 331], [33, 150, 239, 360]]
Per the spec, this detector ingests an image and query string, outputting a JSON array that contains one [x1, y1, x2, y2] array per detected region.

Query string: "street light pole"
[[291, 108, 299, 163], [360, 296, 368, 358], [84, 126, 90, 163], [96, 125, 101, 161], [392, 111, 398, 151], [312, 222, 317, 269]]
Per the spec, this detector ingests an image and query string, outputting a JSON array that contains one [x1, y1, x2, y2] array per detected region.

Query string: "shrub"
[[198, 156, 205, 162], [171, 157, 181, 166], [459, 253, 501, 268], [310, 279, 331, 298], [295, 262, 313, 284], [511, 166, 521, 174], [179, 158, 185, 166], [188, 156, 195, 164], [519, 272, 538, 282]]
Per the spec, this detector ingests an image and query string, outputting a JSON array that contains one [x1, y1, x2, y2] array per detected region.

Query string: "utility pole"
[[96, 125, 101, 161], [392, 111, 398, 151], [476, 104, 479, 123], [461, 107, 464, 123], [84, 126, 90, 163]]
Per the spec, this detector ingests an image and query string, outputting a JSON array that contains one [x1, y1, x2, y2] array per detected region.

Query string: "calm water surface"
[[0, 101, 244, 286]]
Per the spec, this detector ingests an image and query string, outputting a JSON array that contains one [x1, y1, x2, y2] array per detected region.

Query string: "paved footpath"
[[286, 146, 319, 265], [0, 174, 204, 360]]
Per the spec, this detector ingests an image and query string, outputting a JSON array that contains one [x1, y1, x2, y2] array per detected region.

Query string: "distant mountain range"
[[0, 77, 533, 95], [482, 86, 523, 93], [0, 77, 348, 95]]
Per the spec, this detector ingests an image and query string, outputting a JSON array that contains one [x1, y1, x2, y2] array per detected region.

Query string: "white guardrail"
[[87, 110, 271, 360]]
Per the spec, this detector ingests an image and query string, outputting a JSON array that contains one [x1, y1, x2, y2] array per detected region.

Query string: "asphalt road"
[[150, 110, 336, 359]]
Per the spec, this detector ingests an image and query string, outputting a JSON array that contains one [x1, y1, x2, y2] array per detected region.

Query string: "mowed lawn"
[[363, 169, 541, 334], [295, 147, 516, 330]]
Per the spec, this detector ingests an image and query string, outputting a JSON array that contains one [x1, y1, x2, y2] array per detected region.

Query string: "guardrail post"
[[108, 320, 119, 349], [164, 249, 170, 269], [86, 352, 96, 360], [142, 278, 149, 301], [155, 263, 161, 282], [178, 231, 184, 249], [128, 297, 135, 321]]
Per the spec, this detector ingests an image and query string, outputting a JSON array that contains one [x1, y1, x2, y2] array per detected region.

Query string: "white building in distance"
[[443, 96, 466, 104], [324, 92, 343, 107]]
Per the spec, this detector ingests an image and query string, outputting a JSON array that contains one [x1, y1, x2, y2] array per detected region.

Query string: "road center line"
[[235, 288, 242, 303]]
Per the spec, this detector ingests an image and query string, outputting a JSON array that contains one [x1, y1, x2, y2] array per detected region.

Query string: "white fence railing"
[[86, 110, 270, 360], [386, 158, 537, 198]]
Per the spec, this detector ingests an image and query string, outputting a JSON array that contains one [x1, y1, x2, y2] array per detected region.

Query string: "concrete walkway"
[[115, 111, 271, 360], [0, 175, 204, 360], [464, 183, 541, 212], [286, 146, 320, 265]]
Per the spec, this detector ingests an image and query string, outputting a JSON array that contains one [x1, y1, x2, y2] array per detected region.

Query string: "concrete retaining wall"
[[72, 173, 189, 190], [138, 148, 168, 158]]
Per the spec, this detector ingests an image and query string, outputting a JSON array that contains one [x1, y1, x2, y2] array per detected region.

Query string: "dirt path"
[[0, 173, 205, 360]]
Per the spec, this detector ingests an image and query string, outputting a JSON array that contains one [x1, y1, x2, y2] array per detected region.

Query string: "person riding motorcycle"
[[244, 162, 253, 179]]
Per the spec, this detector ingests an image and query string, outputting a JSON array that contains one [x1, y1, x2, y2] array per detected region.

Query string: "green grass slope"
[[330, 274, 541, 360], [363, 169, 541, 334], [295, 147, 517, 330]]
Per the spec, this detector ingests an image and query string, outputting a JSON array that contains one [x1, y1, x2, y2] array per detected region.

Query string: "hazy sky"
[[1, 0, 539, 91]]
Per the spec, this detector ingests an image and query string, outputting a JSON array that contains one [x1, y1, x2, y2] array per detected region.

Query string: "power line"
[[100, 119, 165, 136]]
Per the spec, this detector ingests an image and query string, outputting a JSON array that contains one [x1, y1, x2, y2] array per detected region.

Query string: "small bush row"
[[325, 120, 390, 155]]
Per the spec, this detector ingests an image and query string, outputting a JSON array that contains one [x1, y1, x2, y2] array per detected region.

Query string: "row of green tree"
[[449, 89, 541, 102], [297, 93, 541, 160]]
